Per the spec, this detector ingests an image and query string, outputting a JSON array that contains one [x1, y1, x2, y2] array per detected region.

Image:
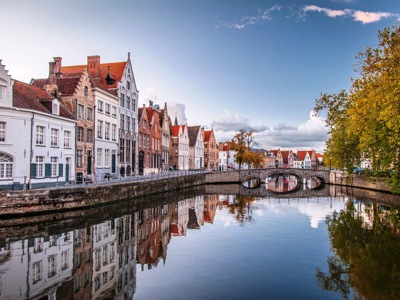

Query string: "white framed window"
[[36, 156, 44, 178], [97, 148, 102, 167], [77, 150, 83, 168], [105, 103, 110, 115], [87, 129, 93, 143], [112, 106, 117, 117], [51, 128, 59, 147], [77, 127, 83, 142], [0, 85, 6, 101], [104, 149, 110, 167], [52, 102, 59, 115], [64, 131, 71, 148], [48, 254, 57, 278], [87, 107, 93, 121], [0, 153, 13, 179], [98, 101, 103, 112], [112, 124, 116, 141], [97, 121, 103, 138], [32, 261, 42, 283], [0, 122, 5, 142], [51, 157, 58, 177], [105, 122, 110, 140], [120, 114, 125, 130], [61, 250, 69, 271], [36, 126, 45, 145], [77, 104, 84, 119]]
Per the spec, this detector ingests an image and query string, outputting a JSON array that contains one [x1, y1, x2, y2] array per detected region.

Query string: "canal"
[[0, 183, 399, 299]]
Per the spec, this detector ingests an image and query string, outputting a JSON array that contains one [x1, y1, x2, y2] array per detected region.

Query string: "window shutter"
[[59, 164, 63, 177], [30, 163, 37, 178], [45, 164, 51, 178]]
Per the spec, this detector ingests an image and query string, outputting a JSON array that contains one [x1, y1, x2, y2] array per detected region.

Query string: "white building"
[[188, 125, 204, 170], [0, 61, 76, 189]]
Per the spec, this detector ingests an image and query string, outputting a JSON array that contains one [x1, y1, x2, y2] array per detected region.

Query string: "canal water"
[[0, 184, 399, 299]]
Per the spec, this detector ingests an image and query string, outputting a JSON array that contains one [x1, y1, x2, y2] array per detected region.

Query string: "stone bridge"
[[239, 168, 330, 184]]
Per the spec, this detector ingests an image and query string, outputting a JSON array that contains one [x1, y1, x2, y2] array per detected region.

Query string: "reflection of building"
[[202, 195, 219, 224], [92, 220, 117, 299], [116, 215, 137, 299], [0, 233, 73, 298], [171, 199, 190, 236], [267, 175, 298, 193]]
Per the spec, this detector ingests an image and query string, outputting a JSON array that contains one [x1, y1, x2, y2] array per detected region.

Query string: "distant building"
[[202, 128, 218, 171], [188, 125, 204, 170]]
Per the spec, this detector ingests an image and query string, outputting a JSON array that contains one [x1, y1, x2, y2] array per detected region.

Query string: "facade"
[[138, 106, 151, 175], [188, 125, 204, 170], [32, 57, 96, 184], [169, 124, 189, 170], [202, 128, 219, 171], [146, 104, 162, 172], [160, 103, 171, 171], [218, 142, 229, 171]]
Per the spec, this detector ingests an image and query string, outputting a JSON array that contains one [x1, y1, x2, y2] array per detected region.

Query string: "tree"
[[314, 24, 400, 192], [230, 129, 257, 169]]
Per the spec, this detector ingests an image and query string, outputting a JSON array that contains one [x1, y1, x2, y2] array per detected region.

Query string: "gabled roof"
[[203, 129, 213, 142], [187, 126, 201, 147], [31, 76, 81, 96], [170, 125, 180, 137], [269, 150, 280, 157], [13, 80, 74, 119], [296, 151, 309, 161], [146, 107, 154, 124]]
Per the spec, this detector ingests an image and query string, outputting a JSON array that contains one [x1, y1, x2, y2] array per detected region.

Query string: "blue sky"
[[1, 0, 399, 152]]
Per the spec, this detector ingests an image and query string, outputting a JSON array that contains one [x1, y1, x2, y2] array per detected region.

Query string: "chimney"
[[53, 57, 62, 78], [87, 55, 101, 79], [48, 61, 56, 85], [149, 100, 153, 107]]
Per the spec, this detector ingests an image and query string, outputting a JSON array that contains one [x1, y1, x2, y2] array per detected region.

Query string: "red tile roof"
[[296, 151, 308, 160], [203, 130, 212, 142], [170, 125, 180, 137]]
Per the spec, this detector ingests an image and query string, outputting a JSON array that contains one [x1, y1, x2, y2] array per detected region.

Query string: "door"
[[87, 151, 92, 175], [139, 151, 144, 175], [111, 154, 116, 173]]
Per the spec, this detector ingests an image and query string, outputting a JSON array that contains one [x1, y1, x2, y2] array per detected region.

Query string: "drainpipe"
[[29, 112, 34, 189]]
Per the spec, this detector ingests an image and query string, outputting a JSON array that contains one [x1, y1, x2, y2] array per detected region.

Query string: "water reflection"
[[317, 201, 400, 300], [267, 175, 321, 192], [0, 189, 398, 299]]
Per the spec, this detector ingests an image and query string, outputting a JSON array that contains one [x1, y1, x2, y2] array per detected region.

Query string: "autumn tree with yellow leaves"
[[314, 24, 400, 192]]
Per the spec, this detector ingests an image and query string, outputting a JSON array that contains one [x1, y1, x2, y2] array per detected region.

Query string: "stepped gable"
[[187, 126, 200, 147]]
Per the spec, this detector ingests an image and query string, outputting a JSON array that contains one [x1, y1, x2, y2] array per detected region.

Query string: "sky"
[[1, 0, 399, 152]]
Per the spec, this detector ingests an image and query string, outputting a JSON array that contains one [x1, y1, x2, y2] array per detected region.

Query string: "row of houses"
[[0, 56, 220, 189]]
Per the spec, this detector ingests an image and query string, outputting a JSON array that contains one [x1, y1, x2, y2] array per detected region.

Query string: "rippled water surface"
[[0, 188, 399, 300]]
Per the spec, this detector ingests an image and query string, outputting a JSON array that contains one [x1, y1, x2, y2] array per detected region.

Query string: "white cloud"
[[216, 5, 282, 29], [302, 5, 397, 24], [211, 110, 329, 152], [168, 102, 188, 124]]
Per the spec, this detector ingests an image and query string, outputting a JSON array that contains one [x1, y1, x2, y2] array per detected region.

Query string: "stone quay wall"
[[329, 171, 391, 193]]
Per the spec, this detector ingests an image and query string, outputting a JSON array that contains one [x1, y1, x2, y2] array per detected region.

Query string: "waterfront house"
[[138, 105, 152, 175], [202, 128, 219, 171], [269, 149, 283, 168], [32, 57, 95, 184], [169, 122, 189, 170], [188, 125, 204, 170], [218, 142, 229, 171], [159, 103, 171, 171], [145, 102, 162, 173]]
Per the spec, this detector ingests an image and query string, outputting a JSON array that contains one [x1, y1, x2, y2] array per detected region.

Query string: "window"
[[127, 97, 130, 110], [97, 148, 102, 167], [51, 157, 58, 177], [0, 122, 5, 142], [112, 106, 117, 117], [32, 261, 42, 284], [87, 129, 93, 143], [52, 102, 59, 115], [77, 104, 84, 119], [112, 124, 116, 141], [105, 122, 110, 140], [51, 129, 59, 147], [98, 101, 103, 112], [97, 121, 103, 138], [0, 154, 13, 179], [84, 86, 88, 97], [61, 250, 69, 271], [87, 107, 93, 121], [77, 150, 83, 168], [77, 127, 83, 142], [64, 131, 71, 148], [36, 126, 45, 145], [127, 80, 131, 91], [0, 86, 5, 101], [120, 114, 124, 130], [36, 156, 44, 178], [48, 254, 57, 278], [104, 149, 110, 167], [127, 116, 131, 132], [120, 94, 125, 107], [105, 103, 110, 115]]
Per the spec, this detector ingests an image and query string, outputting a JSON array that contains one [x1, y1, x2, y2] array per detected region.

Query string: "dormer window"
[[52, 99, 60, 115]]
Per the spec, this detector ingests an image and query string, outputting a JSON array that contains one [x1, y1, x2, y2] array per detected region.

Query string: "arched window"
[[84, 86, 88, 98], [0, 153, 13, 179]]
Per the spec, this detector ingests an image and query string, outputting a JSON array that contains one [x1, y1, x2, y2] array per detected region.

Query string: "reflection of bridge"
[[205, 183, 330, 198], [239, 168, 330, 184]]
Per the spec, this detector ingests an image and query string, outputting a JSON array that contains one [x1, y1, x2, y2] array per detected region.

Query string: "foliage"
[[230, 129, 261, 169], [314, 24, 400, 192], [317, 201, 400, 300]]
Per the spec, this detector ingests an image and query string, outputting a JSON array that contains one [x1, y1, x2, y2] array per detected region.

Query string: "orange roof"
[[296, 151, 308, 160], [171, 125, 180, 137], [270, 150, 279, 157], [203, 130, 212, 142]]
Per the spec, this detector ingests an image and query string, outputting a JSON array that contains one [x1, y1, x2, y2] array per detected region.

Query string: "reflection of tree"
[[228, 196, 255, 225], [317, 201, 400, 300]]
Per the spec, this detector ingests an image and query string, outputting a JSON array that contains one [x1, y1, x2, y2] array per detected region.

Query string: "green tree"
[[314, 24, 400, 192]]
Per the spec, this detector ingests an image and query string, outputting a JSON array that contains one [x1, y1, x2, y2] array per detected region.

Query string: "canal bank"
[[0, 170, 398, 216]]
